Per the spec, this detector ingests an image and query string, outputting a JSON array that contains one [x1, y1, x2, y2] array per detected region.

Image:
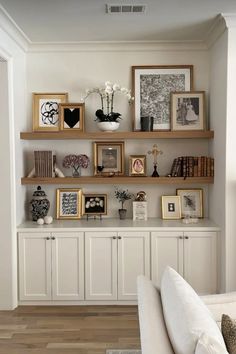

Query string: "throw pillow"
[[195, 333, 228, 354], [161, 267, 227, 354], [221, 314, 236, 354]]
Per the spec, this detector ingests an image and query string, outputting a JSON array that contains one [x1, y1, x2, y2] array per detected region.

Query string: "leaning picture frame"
[[56, 188, 82, 219], [176, 188, 203, 218], [82, 194, 107, 215], [33, 92, 68, 132], [161, 195, 181, 220], [93, 141, 125, 176], [129, 155, 147, 176], [59, 103, 85, 131], [132, 65, 193, 131], [171, 91, 205, 131]]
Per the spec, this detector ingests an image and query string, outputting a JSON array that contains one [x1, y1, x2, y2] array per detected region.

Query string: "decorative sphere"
[[44, 216, 53, 224], [37, 218, 44, 225]]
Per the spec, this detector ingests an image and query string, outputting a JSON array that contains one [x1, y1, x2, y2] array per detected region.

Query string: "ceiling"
[[0, 0, 236, 43]]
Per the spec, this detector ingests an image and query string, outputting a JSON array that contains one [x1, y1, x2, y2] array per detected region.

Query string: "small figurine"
[[135, 191, 147, 201], [147, 144, 163, 177]]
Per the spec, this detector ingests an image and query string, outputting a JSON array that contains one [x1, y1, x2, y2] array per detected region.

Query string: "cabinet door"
[[18, 232, 52, 300], [151, 231, 184, 287], [117, 231, 150, 300], [85, 232, 117, 300], [183, 231, 217, 294], [51, 232, 84, 300]]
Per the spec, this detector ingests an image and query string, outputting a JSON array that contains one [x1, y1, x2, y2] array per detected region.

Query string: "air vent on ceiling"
[[106, 4, 146, 14]]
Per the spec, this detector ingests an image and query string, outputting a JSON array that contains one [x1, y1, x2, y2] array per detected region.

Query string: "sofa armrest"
[[137, 275, 174, 354], [201, 292, 236, 322]]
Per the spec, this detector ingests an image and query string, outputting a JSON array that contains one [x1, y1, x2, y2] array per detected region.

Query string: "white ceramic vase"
[[97, 121, 120, 132]]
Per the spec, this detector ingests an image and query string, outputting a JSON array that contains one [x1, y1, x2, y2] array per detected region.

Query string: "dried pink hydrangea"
[[63, 154, 90, 169]]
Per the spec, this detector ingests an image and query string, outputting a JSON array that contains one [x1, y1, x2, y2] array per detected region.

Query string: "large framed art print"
[[132, 65, 193, 131]]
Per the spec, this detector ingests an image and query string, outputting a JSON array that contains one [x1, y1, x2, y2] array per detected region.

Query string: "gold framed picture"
[[82, 194, 107, 215], [33, 92, 68, 132], [56, 188, 82, 219], [129, 155, 146, 176], [59, 103, 84, 131], [171, 91, 206, 131], [176, 188, 203, 218], [93, 141, 125, 176], [132, 65, 193, 131], [161, 196, 181, 219]]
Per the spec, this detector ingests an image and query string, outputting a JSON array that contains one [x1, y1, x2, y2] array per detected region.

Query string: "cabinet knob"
[[118, 236, 122, 240], [112, 236, 117, 239], [51, 236, 55, 240], [179, 236, 183, 239], [46, 237, 50, 240], [185, 236, 189, 239]]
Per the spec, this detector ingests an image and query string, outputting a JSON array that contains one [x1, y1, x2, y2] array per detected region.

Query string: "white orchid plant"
[[82, 81, 134, 122]]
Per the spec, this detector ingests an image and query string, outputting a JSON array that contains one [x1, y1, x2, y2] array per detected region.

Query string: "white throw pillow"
[[161, 267, 227, 354], [195, 333, 228, 354]]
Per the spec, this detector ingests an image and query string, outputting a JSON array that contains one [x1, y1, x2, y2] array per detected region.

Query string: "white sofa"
[[137, 270, 236, 354]]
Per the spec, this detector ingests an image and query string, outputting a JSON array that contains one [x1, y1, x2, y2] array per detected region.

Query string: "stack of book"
[[170, 156, 214, 177], [34, 151, 55, 177]]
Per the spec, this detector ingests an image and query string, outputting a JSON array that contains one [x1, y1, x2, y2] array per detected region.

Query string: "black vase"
[[141, 116, 154, 131]]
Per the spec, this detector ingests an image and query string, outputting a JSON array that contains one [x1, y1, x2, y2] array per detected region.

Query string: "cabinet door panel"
[[118, 232, 150, 300], [52, 232, 84, 300], [85, 232, 117, 300], [183, 231, 217, 294], [18, 233, 51, 300], [151, 232, 184, 287]]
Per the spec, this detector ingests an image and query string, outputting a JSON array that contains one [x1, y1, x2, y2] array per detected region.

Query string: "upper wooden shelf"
[[21, 176, 214, 185], [20, 130, 214, 140]]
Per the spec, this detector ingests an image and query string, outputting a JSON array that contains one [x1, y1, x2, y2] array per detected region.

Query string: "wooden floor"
[[0, 306, 141, 354]]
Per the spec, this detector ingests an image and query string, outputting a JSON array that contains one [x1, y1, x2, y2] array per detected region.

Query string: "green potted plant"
[[82, 81, 134, 131], [114, 187, 133, 219]]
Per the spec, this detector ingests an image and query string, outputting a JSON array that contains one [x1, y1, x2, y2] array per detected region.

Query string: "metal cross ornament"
[[147, 144, 163, 177]]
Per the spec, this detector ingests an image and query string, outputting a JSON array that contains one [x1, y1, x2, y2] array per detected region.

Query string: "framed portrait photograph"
[[59, 103, 84, 131], [33, 93, 68, 132], [161, 196, 181, 220], [132, 65, 193, 131], [129, 155, 146, 176], [176, 189, 203, 218], [56, 188, 82, 219], [93, 141, 125, 176], [171, 91, 205, 131], [83, 194, 107, 215]]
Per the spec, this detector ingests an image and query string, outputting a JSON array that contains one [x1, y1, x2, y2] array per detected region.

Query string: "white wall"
[[0, 15, 26, 309], [25, 46, 210, 219]]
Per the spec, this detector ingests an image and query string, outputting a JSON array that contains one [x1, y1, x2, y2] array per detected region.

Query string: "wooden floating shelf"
[[20, 130, 214, 140], [21, 176, 214, 185]]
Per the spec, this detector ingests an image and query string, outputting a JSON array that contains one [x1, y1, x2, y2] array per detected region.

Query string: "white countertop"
[[17, 218, 220, 232]]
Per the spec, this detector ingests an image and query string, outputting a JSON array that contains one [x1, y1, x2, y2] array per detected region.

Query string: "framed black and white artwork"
[[176, 189, 203, 218], [82, 194, 107, 215], [56, 188, 82, 219], [59, 103, 84, 131], [132, 65, 193, 131]]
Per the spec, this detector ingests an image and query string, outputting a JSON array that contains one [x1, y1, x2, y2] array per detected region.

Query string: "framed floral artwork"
[[129, 155, 146, 176], [93, 141, 125, 176], [132, 65, 193, 131], [82, 194, 107, 215], [171, 91, 205, 131], [161, 195, 181, 219], [59, 103, 84, 131], [176, 188, 203, 218], [33, 93, 68, 132], [56, 188, 82, 219]]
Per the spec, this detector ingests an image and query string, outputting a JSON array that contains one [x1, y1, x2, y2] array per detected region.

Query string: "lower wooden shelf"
[[21, 176, 214, 185]]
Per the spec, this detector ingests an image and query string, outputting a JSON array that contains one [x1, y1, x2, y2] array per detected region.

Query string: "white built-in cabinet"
[[85, 231, 150, 300], [18, 232, 84, 301], [151, 231, 217, 294]]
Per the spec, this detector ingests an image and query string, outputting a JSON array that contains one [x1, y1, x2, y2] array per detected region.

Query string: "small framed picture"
[[33, 93, 68, 131], [56, 188, 82, 219], [129, 155, 146, 176], [133, 201, 147, 220], [161, 196, 181, 220], [132, 65, 193, 131], [171, 91, 205, 131], [176, 189, 203, 218], [93, 141, 125, 176], [59, 103, 84, 131], [83, 194, 107, 215]]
